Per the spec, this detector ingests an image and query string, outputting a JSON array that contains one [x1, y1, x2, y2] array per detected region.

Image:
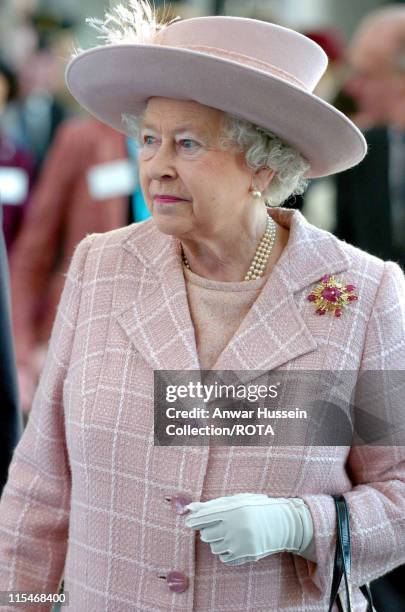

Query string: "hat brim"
[[66, 44, 366, 178]]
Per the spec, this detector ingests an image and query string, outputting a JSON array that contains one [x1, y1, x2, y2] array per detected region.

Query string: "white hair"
[[219, 112, 310, 205], [122, 108, 310, 206]]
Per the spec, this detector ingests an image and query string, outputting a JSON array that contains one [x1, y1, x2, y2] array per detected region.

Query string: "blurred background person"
[[0, 4, 73, 177], [0, 204, 22, 496], [336, 4, 405, 268], [13, 44, 69, 176], [9, 116, 145, 414], [0, 57, 35, 253], [0, 0, 39, 75]]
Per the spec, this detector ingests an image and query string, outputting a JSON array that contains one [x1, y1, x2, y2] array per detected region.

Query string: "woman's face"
[[138, 97, 255, 238]]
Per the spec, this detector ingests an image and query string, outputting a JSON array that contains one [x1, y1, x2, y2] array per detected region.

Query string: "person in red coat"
[[9, 117, 132, 412]]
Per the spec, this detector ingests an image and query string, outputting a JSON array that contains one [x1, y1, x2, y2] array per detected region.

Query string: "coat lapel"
[[116, 208, 351, 380], [210, 208, 351, 381], [116, 220, 200, 371]]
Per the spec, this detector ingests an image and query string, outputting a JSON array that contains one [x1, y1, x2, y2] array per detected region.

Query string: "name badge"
[[87, 159, 138, 200], [0, 167, 29, 205]]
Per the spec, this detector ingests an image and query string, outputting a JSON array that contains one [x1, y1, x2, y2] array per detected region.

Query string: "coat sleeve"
[[0, 234, 95, 610], [300, 261, 405, 595]]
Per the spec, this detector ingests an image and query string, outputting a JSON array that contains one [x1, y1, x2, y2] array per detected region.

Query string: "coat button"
[[166, 492, 193, 515], [166, 571, 189, 593]]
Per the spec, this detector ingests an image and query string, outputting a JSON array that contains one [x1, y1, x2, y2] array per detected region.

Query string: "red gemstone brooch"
[[307, 274, 358, 317]]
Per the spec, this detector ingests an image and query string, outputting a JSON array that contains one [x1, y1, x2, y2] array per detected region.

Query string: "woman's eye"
[[179, 139, 199, 150], [143, 135, 156, 145]]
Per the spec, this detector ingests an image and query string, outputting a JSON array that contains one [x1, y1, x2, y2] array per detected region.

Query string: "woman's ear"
[[254, 167, 275, 193]]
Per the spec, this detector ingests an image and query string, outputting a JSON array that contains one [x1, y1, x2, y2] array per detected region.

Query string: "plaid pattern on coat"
[[0, 207, 404, 611]]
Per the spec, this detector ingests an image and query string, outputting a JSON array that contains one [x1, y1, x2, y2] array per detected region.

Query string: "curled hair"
[[122, 108, 310, 206], [219, 112, 310, 205]]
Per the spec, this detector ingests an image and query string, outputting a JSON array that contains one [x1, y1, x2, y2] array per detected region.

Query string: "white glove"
[[185, 493, 314, 566], [186, 492, 269, 513]]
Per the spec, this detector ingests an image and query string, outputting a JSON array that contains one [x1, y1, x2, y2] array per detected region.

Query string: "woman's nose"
[[147, 144, 177, 180]]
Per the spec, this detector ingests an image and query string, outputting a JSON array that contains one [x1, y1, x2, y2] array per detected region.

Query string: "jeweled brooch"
[[307, 274, 358, 317]]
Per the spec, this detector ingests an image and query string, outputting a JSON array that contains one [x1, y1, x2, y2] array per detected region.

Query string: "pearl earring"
[[250, 185, 262, 199]]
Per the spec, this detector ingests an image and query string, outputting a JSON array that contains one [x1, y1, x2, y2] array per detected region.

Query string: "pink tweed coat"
[[0, 207, 404, 611]]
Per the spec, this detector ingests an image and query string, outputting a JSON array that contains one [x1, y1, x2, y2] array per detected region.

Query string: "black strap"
[[329, 494, 375, 612]]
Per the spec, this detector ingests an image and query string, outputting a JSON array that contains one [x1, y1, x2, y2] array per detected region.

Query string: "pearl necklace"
[[181, 216, 277, 281]]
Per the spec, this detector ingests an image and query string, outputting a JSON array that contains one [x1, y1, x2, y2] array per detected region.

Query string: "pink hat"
[[65, 2, 366, 178]]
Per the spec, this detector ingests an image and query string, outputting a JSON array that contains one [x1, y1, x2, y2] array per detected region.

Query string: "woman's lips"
[[153, 195, 188, 203]]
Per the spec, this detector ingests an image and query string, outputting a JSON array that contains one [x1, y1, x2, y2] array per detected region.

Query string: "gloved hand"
[[185, 492, 314, 566]]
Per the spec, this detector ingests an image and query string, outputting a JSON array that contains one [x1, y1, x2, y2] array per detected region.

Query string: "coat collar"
[[116, 208, 351, 377]]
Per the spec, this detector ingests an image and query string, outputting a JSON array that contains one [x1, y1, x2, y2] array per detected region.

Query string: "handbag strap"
[[328, 494, 375, 612], [328, 495, 352, 611]]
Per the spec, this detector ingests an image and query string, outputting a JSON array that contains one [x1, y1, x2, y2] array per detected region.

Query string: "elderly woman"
[[0, 3, 404, 611]]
